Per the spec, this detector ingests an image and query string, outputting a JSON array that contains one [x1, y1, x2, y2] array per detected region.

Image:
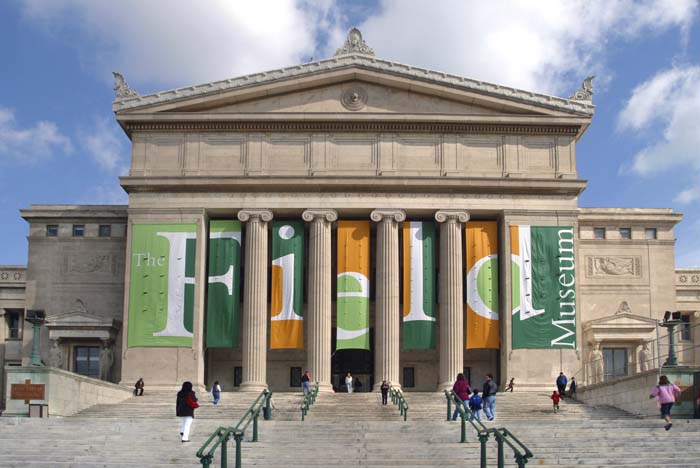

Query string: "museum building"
[[2, 29, 699, 399]]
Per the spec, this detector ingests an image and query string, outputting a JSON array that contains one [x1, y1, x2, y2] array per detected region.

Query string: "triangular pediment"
[[113, 57, 594, 121], [47, 311, 120, 328], [584, 313, 658, 333]]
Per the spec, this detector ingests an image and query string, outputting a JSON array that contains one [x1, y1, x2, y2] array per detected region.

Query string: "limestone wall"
[[578, 368, 697, 418], [129, 131, 576, 180], [4, 366, 133, 417]]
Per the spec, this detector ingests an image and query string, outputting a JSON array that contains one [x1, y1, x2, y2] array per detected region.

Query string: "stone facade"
[[1, 30, 694, 401]]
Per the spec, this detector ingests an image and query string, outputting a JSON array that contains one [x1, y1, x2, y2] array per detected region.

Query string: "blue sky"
[[1, 0, 699, 266]]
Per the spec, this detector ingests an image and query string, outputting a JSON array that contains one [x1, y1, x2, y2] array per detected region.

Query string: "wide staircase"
[[2, 390, 700, 467]]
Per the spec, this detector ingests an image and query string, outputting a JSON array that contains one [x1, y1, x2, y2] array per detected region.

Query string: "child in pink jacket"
[[650, 375, 681, 431]]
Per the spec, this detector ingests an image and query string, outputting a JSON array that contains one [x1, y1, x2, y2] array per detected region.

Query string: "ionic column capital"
[[302, 209, 338, 223], [434, 210, 469, 224], [237, 209, 273, 223], [370, 209, 406, 223]]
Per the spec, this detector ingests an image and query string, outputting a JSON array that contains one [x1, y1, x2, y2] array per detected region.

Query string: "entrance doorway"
[[331, 327, 374, 392]]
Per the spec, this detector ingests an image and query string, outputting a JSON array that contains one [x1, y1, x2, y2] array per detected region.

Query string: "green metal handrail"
[[196, 389, 272, 468], [445, 390, 534, 468], [301, 381, 319, 421], [388, 384, 408, 421]]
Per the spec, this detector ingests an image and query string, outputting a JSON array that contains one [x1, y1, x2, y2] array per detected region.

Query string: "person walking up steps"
[[551, 390, 561, 413], [302, 370, 311, 396], [451, 373, 471, 421], [650, 375, 681, 431], [482, 374, 497, 421], [568, 377, 577, 399], [176, 381, 199, 443], [211, 381, 221, 405], [505, 378, 515, 393], [468, 390, 483, 421]]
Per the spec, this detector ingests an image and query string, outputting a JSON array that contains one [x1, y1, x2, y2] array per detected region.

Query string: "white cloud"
[[79, 117, 129, 175], [617, 65, 700, 202], [80, 182, 128, 205], [357, 0, 697, 94], [19, 0, 336, 89], [0, 106, 73, 162]]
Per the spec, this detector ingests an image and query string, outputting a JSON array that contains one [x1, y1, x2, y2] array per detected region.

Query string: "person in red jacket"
[[451, 373, 471, 420], [176, 381, 200, 442], [551, 390, 561, 413]]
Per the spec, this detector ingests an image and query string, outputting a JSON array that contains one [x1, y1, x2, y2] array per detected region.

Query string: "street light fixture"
[[660, 310, 681, 367], [25, 309, 46, 367]]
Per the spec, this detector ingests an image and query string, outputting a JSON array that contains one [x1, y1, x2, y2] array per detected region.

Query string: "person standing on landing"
[[380, 380, 390, 405], [650, 375, 681, 431], [556, 372, 568, 398], [176, 381, 199, 442], [451, 373, 471, 420], [211, 381, 221, 405], [568, 377, 577, 399], [345, 372, 353, 393], [482, 374, 497, 421]]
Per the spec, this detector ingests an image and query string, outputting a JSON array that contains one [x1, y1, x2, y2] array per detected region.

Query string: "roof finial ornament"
[[112, 72, 139, 100], [335, 28, 375, 57], [569, 76, 594, 102]]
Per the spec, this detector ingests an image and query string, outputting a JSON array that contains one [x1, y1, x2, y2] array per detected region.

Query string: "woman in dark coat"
[[176, 381, 199, 442], [451, 373, 471, 420]]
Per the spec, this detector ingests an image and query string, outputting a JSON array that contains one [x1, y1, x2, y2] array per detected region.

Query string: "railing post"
[[221, 433, 229, 468], [200, 454, 213, 468], [515, 454, 528, 468], [252, 413, 259, 442], [234, 433, 243, 468], [446, 393, 452, 421], [403, 406, 408, 422], [460, 413, 467, 443], [264, 391, 271, 420], [478, 432, 489, 468], [496, 432, 504, 468]]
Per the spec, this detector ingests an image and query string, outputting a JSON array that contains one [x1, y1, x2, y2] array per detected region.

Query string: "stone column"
[[302, 209, 338, 393], [237, 209, 273, 391], [371, 209, 406, 390], [435, 210, 469, 390]]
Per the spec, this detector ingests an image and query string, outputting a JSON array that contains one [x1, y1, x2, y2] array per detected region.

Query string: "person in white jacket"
[[345, 372, 353, 393]]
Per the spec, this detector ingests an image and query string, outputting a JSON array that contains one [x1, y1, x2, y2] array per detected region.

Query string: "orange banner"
[[465, 222, 499, 349]]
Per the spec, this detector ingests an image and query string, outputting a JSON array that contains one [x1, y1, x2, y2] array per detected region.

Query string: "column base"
[[239, 381, 268, 392], [437, 381, 454, 392], [316, 382, 335, 393]]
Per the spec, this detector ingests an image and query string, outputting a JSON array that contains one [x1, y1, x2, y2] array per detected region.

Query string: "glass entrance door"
[[603, 348, 628, 382], [331, 327, 374, 392]]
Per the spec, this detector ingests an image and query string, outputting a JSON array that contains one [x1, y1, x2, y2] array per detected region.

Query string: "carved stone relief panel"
[[265, 135, 311, 175], [396, 136, 442, 174], [199, 134, 246, 175], [329, 135, 378, 174], [145, 134, 185, 174], [60, 254, 120, 282], [521, 136, 556, 174], [461, 136, 504, 175], [586, 256, 642, 277]]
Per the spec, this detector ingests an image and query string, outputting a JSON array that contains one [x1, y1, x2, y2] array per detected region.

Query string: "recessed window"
[[594, 227, 606, 239], [74, 346, 100, 378], [233, 366, 242, 387], [645, 228, 657, 240], [681, 314, 691, 341], [403, 367, 415, 388], [6, 309, 22, 340], [619, 228, 631, 239], [46, 225, 58, 237], [290, 367, 302, 387], [99, 225, 112, 237], [72, 225, 85, 237]]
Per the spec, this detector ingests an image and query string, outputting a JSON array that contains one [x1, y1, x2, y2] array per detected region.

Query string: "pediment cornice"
[[112, 55, 594, 118]]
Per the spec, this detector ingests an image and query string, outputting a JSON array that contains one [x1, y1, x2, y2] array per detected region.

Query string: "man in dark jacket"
[[556, 372, 568, 398], [482, 374, 497, 421]]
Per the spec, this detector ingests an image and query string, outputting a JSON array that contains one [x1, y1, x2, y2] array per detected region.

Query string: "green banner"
[[127, 224, 197, 347], [206, 220, 241, 348], [402, 221, 436, 349], [511, 225, 576, 349], [270, 221, 304, 349]]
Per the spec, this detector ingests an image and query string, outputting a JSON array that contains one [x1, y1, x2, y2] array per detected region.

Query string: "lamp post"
[[660, 311, 681, 368], [25, 309, 46, 367]]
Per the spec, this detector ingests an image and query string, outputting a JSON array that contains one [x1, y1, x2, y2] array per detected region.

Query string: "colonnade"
[[235, 208, 470, 392]]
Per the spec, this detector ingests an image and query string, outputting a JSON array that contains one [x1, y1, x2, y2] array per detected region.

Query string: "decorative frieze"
[[586, 256, 641, 277]]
